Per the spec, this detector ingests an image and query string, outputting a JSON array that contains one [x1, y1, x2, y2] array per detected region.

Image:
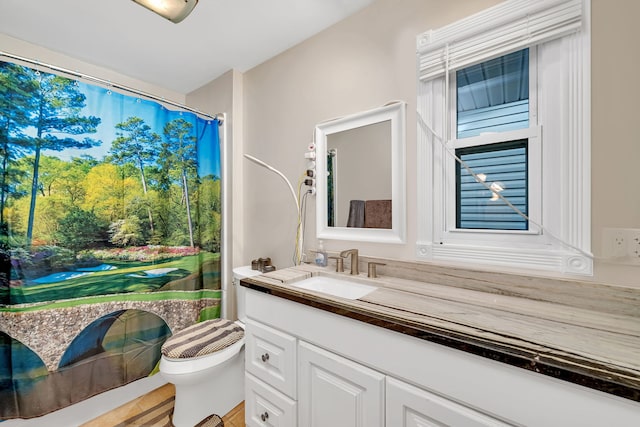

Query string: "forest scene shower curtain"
[[0, 60, 223, 419]]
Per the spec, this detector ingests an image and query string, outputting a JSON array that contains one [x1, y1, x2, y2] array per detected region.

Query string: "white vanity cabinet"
[[298, 341, 385, 427], [244, 289, 502, 427], [244, 287, 640, 427]]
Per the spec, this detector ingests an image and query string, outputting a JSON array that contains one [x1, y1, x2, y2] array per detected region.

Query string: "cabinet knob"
[[261, 411, 269, 421], [261, 353, 270, 362]]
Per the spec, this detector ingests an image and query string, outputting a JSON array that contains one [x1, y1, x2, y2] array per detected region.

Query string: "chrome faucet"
[[339, 249, 359, 275]]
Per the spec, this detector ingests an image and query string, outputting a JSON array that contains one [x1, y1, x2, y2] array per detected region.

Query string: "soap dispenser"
[[315, 240, 328, 267]]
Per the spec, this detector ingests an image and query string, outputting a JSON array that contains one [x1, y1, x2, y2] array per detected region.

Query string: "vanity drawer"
[[245, 372, 297, 427], [245, 318, 297, 398]]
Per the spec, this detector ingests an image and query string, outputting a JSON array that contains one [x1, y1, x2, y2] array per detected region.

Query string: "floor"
[[82, 383, 245, 427]]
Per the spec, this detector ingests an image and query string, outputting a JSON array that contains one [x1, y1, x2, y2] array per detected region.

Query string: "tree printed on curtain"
[[0, 60, 223, 419]]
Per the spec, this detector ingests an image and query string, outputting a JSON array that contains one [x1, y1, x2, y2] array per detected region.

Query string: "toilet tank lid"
[[233, 265, 263, 280]]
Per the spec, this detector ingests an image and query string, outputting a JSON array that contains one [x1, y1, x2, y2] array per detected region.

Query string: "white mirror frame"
[[315, 102, 406, 243]]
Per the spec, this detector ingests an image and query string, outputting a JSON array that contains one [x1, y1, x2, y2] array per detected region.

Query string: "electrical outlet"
[[627, 230, 640, 262], [603, 228, 627, 258]]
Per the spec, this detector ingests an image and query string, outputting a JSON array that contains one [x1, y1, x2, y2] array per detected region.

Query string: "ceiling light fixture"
[[132, 0, 198, 23]]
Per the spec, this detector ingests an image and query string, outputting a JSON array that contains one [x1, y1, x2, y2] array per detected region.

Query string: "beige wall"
[[241, 0, 640, 286], [0, 34, 185, 104], [590, 0, 640, 285], [186, 69, 244, 318], [242, 0, 502, 269], [3, 0, 638, 286], [187, 69, 244, 266]]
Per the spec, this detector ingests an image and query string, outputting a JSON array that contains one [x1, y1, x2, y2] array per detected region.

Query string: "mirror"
[[315, 102, 406, 243]]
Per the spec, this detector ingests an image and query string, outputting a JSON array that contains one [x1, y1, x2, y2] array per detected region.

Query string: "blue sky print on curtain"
[[0, 60, 222, 419]]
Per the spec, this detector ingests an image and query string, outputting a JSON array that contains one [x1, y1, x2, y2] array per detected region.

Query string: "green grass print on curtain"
[[0, 59, 223, 419]]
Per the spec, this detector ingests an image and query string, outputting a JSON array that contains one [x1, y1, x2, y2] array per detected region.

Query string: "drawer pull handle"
[[261, 411, 269, 421], [261, 353, 270, 362]]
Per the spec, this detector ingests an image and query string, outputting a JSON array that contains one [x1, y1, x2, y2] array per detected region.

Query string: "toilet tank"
[[232, 266, 262, 322]]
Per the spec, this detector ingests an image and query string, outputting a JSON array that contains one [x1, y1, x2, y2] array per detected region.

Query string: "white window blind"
[[417, 0, 583, 81]]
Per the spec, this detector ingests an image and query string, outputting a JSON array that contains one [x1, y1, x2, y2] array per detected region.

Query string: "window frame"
[[442, 125, 543, 244], [416, 0, 591, 275], [445, 51, 542, 238]]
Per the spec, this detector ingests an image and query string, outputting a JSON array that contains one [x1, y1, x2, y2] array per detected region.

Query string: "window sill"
[[416, 242, 593, 276]]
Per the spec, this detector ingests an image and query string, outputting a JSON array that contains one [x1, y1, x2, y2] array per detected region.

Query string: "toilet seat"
[[160, 319, 245, 375], [162, 318, 244, 358], [160, 337, 245, 375]]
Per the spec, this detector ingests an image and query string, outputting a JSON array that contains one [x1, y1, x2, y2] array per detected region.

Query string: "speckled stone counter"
[[240, 261, 640, 402]]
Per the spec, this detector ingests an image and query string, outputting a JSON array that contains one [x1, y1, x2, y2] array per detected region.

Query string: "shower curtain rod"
[[0, 50, 224, 124]]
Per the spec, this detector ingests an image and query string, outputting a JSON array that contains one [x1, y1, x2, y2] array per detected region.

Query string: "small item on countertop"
[[314, 240, 328, 267], [252, 257, 273, 272]]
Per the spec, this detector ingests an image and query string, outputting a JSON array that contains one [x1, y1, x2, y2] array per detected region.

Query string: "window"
[[454, 49, 531, 232], [456, 140, 528, 231], [416, 0, 591, 275], [456, 49, 529, 139]]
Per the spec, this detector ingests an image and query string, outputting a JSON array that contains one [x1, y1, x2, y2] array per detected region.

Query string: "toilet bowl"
[[159, 266, 262, 427]]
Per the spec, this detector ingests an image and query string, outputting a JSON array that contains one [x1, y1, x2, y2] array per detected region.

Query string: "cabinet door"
[[245, 318, 297, 398], [245, 372, 297, 427], [299, 341, 385, 427], [386, 377, 512, 427]]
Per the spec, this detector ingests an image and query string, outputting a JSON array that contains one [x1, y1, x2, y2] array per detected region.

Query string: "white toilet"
[[159, 266, 261, 427]]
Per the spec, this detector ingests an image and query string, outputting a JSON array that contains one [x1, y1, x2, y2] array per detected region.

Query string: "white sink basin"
[[291, 276, 376, 300]]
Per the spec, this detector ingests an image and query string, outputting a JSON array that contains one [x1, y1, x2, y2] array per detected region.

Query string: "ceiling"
[[0, 0, 375, 94]]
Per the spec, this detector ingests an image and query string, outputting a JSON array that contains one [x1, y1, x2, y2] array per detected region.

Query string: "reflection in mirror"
[[315, 102, 406, 243], [327, 121, 392, 228]]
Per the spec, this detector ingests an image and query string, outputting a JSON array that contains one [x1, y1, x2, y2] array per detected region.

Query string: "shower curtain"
[[0, 59, 223, 419]]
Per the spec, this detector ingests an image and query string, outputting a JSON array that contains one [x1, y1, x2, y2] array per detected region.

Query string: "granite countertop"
[[240, 263, 640, 402]]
